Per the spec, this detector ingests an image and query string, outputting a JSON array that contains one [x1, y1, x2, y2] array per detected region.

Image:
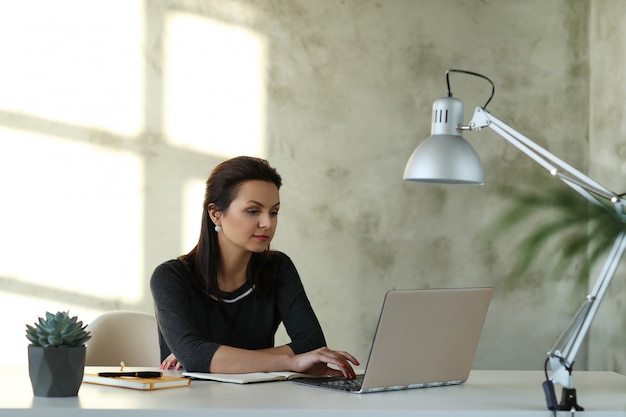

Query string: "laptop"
[[293, 287, 492, 393]]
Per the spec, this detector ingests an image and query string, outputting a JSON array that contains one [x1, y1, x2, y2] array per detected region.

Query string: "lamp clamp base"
[[543, 380, 584, 412], [559, 387, 584, 412]]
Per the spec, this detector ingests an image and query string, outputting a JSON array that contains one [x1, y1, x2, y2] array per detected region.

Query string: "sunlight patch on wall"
[[0, 129, 144, 304], [182, 178, 206, 254], [163, 11, 267, 158], [0, 0, 144, 137]]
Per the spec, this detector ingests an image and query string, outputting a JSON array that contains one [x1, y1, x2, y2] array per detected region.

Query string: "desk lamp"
[[403, 69, 626, 412]]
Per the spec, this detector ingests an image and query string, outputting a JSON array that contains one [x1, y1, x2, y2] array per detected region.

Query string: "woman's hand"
[[291, 347, 359, 379], [160, 353, 183, 370]]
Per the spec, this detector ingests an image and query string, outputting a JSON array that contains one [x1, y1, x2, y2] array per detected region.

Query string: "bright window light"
[[0, 0, 269, 368], [182, 178, 206, 253], [0, 130, 144, 303], [163, 11, 267, 158], [0, 0, 144, 137]]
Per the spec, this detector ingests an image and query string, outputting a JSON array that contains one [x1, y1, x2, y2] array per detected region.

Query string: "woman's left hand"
[[291, 347, 359, 378]]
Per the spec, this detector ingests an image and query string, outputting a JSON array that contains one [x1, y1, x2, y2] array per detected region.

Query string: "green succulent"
[[25, 311, 91, 348]]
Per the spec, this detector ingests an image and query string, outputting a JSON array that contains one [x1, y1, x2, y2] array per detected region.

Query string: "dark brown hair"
[[179, 156, 283, 299]]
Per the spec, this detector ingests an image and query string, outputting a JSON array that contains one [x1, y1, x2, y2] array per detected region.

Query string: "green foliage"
[[485, 184, 626, 288], [25, 311, 91, 348]]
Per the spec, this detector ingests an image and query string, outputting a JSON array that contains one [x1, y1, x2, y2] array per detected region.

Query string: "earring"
[[214, 225, 222, 232]]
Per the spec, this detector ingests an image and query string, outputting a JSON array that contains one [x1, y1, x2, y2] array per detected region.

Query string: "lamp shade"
[[403, 96, 485, 184], [403, 134, 485, 184]]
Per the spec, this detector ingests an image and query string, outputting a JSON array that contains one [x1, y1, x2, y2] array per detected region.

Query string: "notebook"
[[83, 373, 191, 390], [293, 287, 493, 393]]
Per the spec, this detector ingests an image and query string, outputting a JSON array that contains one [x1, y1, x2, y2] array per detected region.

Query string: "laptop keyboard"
[[304, 375, 364, 391]]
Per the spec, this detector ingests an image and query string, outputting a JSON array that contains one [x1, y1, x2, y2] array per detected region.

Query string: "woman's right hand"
[[160, 353, 183, 370], [291, 347, 359, 378]]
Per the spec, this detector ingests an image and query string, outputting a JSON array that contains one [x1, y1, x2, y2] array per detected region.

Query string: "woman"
[[150, 156, 358, 377]]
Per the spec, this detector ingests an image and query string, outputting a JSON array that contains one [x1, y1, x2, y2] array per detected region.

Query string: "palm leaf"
[[484, 184, 626, 288]]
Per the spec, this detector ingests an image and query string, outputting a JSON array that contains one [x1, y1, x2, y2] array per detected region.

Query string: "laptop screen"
[[360, 287, 493, 391]]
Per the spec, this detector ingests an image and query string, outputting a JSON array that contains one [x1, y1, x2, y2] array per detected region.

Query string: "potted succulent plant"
[[25, 311, 91, 397]]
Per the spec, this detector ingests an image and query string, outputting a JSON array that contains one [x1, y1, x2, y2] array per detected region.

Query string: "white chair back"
[[85, 310, 160, 367]]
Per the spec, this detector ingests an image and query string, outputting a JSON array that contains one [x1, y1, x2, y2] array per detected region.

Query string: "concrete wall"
[[588, 0, 626, 372], [1, 0, 625, 372]]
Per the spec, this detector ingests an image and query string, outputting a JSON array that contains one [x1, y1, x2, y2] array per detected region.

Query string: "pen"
[[97, 371, 162, 378]]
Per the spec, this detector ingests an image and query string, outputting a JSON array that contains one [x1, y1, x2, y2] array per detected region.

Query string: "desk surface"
[[1, 367, 625, 416]]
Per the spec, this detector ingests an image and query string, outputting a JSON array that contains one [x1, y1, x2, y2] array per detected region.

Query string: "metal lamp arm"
[[549, 231, 626, 385], [467, 107, 619, 206], [466, 105, 626, 390]]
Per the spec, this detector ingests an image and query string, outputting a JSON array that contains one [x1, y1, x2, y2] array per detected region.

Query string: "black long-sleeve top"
[[150, 251, 327, 372]]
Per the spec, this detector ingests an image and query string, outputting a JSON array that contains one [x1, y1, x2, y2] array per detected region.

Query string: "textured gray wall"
[[588, 0, 626, 372], [2, 0, 625, 372], [265, 0, 595, 371]]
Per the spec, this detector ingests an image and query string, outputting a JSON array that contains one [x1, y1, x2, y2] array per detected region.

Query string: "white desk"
[[1, 367, 625, 416]]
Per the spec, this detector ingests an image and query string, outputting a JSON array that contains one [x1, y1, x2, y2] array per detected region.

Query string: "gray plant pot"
[[28, 345, 85, 397]]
